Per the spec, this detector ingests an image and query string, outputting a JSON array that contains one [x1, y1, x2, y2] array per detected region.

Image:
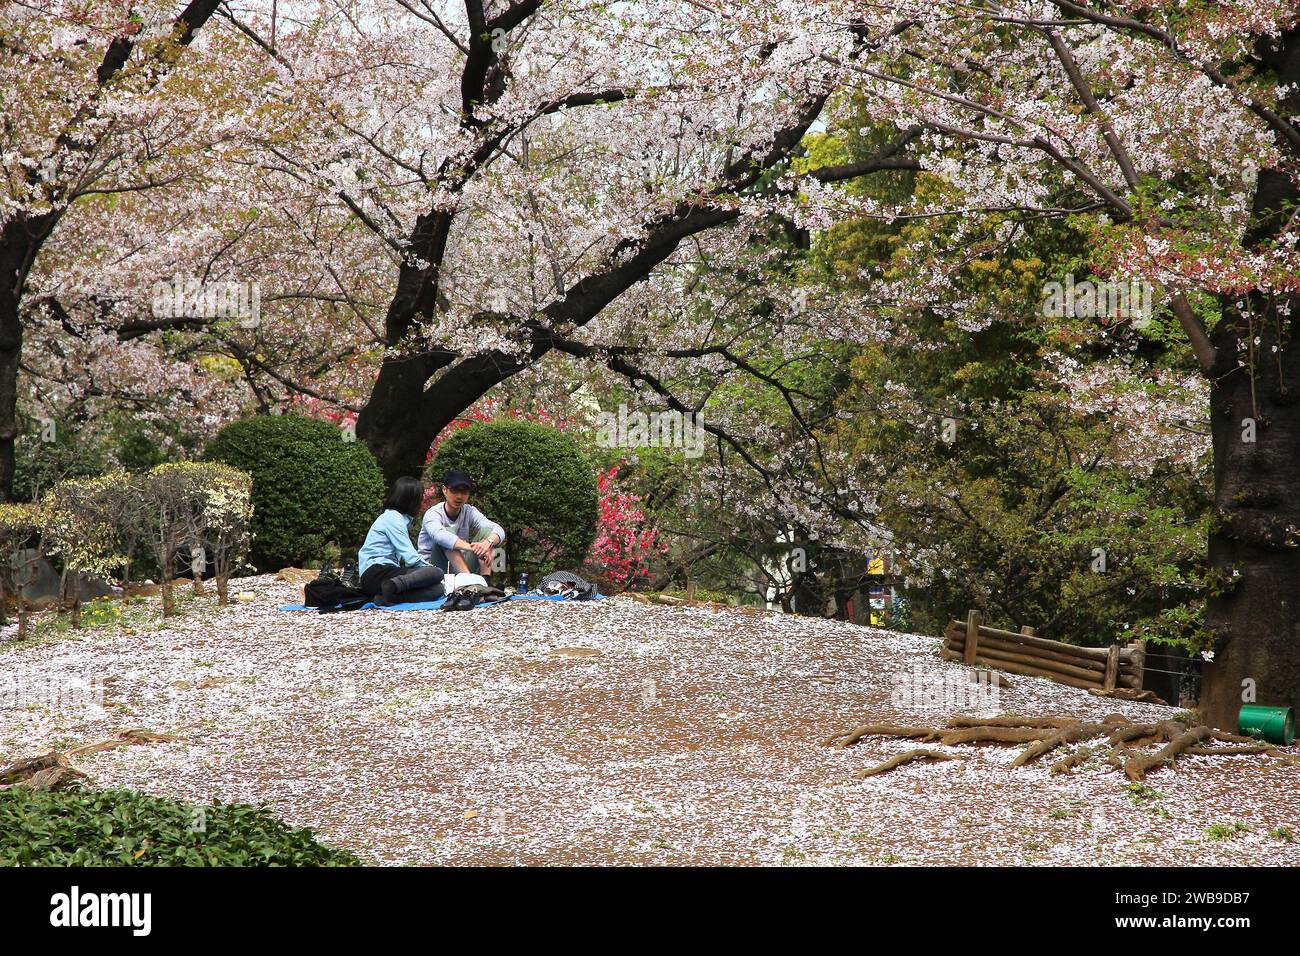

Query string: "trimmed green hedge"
[[204, 415, 384, 571], [0, 786, 361, 866], [426, 421, 598, 576]]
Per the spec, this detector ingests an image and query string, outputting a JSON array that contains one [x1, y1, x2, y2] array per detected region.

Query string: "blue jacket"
[[358, 510, 430, 575]]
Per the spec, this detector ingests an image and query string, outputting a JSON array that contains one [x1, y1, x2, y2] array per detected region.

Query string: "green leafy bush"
[[0, 786, 361, 866], [204, 415, 384, 571], [426, 421, 598, 575]]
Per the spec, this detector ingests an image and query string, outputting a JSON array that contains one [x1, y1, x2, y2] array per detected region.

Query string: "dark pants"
[[360, 563, 405, 597], [359, 564, 445, 602]]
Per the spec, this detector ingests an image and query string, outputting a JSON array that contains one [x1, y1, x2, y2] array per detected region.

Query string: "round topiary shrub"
[[204, 414, 384, 571], [426, 421, 598, 576]]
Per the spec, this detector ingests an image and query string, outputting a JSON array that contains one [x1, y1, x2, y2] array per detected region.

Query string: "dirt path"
[[4, 576, 1299, 865]]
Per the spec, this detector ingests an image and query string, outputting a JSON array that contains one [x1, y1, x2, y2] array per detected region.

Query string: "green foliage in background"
[[204, 414, 384, 571], [13, 410, 195, 503], [793, 101, 1212, 647]]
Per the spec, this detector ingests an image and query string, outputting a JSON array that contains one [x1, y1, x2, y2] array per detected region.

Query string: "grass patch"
[[1126, 783, 1162, 804], [3, 590, 221, 653], [1204, 821, 1251, 841], [1126, 782, 1171, 818], [77, 592, 208, 631], [0, 786, 361, 866]]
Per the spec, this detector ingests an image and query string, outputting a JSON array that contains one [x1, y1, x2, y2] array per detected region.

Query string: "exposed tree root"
[[824, 718, 1070, 749], [1, 730, 177, 791], [1199, 730, 1300, 766], [821, 725, 944, 748], [1108, 722, 1164, 749], [1014, 718, 1126, 767], [854, 749, 965, 779], [1125, 725, 1211, 781], [939, 726, 1057, 746], [1107, 723, 1159, 749], [947, 715, 1077, 729], [1185, 745, 1275, 756], [1051, 744, 1105, 774], [826, 712, 1300, 781], [0, 752, 87, 790], [1210, 730, 1262, 745]]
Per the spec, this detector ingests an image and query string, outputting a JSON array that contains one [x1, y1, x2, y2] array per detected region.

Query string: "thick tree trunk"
[[0, 307, 21, 503], [354, 200, 523, 484], [1196, 24, 1300, 729], [0, 224, 35, 502], [357, 346, 519, 484], [1201, 160, 1300, 729], [1202, 288, 1300, 730]]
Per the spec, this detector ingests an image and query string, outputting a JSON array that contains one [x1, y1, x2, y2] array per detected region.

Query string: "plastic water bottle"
[[517, 572, 529, 594]]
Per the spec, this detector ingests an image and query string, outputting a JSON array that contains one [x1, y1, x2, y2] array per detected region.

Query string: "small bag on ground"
[[537, 571, 597, 600], [304, 569, 369, 612]]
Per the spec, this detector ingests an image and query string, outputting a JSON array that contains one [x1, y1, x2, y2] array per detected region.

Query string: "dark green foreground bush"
[[0, 787, 361, 866]]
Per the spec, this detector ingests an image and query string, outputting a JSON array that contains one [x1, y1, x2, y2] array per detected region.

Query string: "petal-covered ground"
[[3, 575, 1299, 865]]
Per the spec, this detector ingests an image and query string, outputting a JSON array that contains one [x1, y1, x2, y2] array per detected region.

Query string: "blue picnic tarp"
[[279, 592, 604, 612]]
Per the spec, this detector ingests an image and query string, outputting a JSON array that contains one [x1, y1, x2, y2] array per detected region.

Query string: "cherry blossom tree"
[[190, 1, 901, 480], [0, 0, 233, 497], [815, 0, 1299, 727]]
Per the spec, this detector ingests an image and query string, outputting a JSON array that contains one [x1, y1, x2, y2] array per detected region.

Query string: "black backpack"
[[304, 565, 369, 612]]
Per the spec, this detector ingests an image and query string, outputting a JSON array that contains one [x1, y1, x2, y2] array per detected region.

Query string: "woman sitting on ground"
[[357, 477, 445, 605]]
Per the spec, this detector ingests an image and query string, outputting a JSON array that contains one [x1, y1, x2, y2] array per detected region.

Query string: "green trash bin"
[[1238, 704, 1296, 745]]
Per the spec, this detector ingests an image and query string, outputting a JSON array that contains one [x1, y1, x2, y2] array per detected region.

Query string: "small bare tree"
[[42, 477, 125, 628], [139, 465, 200, 618], [100, 473, 153, 591], [188, 463, 253, 605]]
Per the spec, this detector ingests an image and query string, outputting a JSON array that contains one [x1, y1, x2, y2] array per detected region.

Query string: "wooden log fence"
[[941, 610, 1145, 693]]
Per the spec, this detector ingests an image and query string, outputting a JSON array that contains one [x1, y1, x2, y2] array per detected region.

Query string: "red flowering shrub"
[[583, 465, 666, 588], [284, 395, 357, 436]]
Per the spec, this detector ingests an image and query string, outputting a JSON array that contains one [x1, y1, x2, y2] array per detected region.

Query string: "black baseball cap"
[[442, 469, 476, 490]]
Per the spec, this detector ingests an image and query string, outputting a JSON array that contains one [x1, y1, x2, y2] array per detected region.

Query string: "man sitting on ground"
[[417, 469, 506, 578]]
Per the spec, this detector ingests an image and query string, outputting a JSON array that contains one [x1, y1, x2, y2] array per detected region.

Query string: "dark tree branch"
[[808, 125, 923, 183]]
